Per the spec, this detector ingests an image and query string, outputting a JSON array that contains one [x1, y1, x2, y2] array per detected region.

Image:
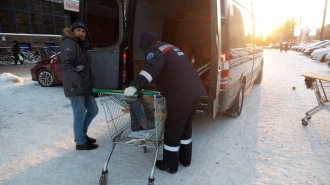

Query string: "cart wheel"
[[99, 170, 108, 185], [143, 146, 147, 153], [148, 177, 155, 185], [306, 116, 311, 120], [302, 120, 308, 126]]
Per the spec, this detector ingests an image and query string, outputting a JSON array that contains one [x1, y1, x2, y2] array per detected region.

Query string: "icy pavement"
[[0, 49, 330, 185]]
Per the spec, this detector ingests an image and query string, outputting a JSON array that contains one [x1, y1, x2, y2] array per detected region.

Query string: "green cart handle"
[[92, 88, 154, 96]]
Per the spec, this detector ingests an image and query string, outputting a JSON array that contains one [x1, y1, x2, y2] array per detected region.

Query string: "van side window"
[[229, 4, 253, 48], [86, 0, 119, 47]]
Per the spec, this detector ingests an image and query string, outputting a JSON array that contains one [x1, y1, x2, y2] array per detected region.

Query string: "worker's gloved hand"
[[124, 86, 137, 96]]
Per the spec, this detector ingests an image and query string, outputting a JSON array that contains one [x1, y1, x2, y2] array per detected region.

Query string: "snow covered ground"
[[1, 49, 330, 185]]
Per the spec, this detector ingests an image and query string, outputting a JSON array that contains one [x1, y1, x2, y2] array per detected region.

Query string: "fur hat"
[[71, 21, 87, 32]]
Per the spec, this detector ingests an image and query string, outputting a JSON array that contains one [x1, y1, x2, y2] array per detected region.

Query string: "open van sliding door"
[[79, 0, 125, 90], [209, 0, 222, 119]]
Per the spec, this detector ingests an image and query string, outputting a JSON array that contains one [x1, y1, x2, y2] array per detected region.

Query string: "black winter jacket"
[[60, 27, 94, 97], [130, 41, 207, 111], [12, 44, 20, 56]]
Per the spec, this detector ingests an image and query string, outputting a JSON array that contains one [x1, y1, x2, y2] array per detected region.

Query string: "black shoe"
[[76, 143, 98, 150], [86, 135, 96, 144], [179, 158, 191, 167], [74, 136, 97, 144], [155, 160, 177, 174]]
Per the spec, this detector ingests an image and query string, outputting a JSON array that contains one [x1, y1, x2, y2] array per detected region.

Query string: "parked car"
[[30, 52, 63, 87], [325, 52, 330, 67], [303, 41, 330, 55], [273, 42, 280, 49], [230, 48, 249, 58], [263, 43, 273, 49], [299, 41, 321, 52], [296, 43, 311, 52], [310, 46, 330, 62], [289, 42, 299, 49]]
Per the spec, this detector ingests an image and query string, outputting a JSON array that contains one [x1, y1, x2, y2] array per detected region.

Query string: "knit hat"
[[139, 32, 161, 51], [71, 21, 87, 32]]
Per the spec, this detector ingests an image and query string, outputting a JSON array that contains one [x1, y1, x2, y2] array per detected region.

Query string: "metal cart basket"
[[301, 72, 330, 126], [92, 89, 167, 185]]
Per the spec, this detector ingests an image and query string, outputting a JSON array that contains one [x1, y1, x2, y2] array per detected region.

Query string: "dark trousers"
[[162, 98, 200, 171], [14, 54, 22, 64]]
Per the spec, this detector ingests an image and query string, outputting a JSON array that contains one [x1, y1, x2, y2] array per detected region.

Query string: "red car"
[[30, 53, 63, 87]]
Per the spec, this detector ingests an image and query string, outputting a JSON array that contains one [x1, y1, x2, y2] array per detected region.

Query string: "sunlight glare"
[[253, 0, 329, 36]]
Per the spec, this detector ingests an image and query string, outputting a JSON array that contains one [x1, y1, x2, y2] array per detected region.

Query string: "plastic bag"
[[18, 54, 23, 62], [129, 96, 155, 131]]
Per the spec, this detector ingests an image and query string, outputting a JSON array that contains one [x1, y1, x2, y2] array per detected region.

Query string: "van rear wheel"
[[225, 85, 244, 118]]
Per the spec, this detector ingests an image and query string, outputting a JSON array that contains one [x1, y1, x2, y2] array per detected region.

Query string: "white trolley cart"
[[301, 72, 330, 126], [92, 89, 167, 185]]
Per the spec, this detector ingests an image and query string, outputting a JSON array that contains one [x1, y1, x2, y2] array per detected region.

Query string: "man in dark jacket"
[[124, 32, 207, 174], [60, 21, 98, 150], [12, 40, 22, 65]]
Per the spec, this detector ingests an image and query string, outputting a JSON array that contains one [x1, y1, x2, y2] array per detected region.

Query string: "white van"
[[79, 0, 264, 119]]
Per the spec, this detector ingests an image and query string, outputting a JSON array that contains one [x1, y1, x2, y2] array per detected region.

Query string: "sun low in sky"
[[252, 0, 330, 36]]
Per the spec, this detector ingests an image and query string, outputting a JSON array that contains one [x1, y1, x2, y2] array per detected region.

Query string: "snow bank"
[[0, 73, 24, 84]]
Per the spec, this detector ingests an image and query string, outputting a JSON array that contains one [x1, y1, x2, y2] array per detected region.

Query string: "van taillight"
[[123, 50, 127, 82], [220, 51, 230, 89]]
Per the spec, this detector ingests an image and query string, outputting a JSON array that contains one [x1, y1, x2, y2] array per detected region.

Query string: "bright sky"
[[252, 0, 330, 36]]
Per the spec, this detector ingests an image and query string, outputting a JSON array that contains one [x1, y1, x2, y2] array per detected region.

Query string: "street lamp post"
[[320, 0, 328, 40]]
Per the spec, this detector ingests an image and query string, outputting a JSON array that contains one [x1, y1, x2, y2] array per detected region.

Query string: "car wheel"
[[225, 84, 244, 118], [321, 55, 326, 62], [37, 69, 55, 87]]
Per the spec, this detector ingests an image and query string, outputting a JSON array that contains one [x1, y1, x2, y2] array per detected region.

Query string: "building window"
[[14, 0, 28, 11], [16, 11, 30, 33], [0, 0, 13, 9], [0, 0, 67, 35], [0, 10, 16, 33], [30, 13, 43, 33], [53, 3, 64, 16], [43, 15, 54, 34], [55, 16, 65, 35], [28, 0, 41, 13], [41, 1, 53, 14]]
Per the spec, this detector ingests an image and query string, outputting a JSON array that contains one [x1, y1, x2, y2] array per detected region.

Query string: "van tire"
[[225, 85, 244, 118], [254, 65, 263, 84]]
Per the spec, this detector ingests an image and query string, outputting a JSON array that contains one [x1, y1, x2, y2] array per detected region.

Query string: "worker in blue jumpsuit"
[[124, 32, 207, 174]]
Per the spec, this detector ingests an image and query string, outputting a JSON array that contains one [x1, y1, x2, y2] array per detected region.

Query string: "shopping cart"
[[92, 89, 167, 185], [301, 72, 330, 126]]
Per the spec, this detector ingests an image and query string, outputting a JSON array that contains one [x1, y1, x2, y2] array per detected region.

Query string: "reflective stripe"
[[139, 70, 153, 82], [164, 144, 180, 152], [180, 138, 192, 145], [159, 44, 176, 54]]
